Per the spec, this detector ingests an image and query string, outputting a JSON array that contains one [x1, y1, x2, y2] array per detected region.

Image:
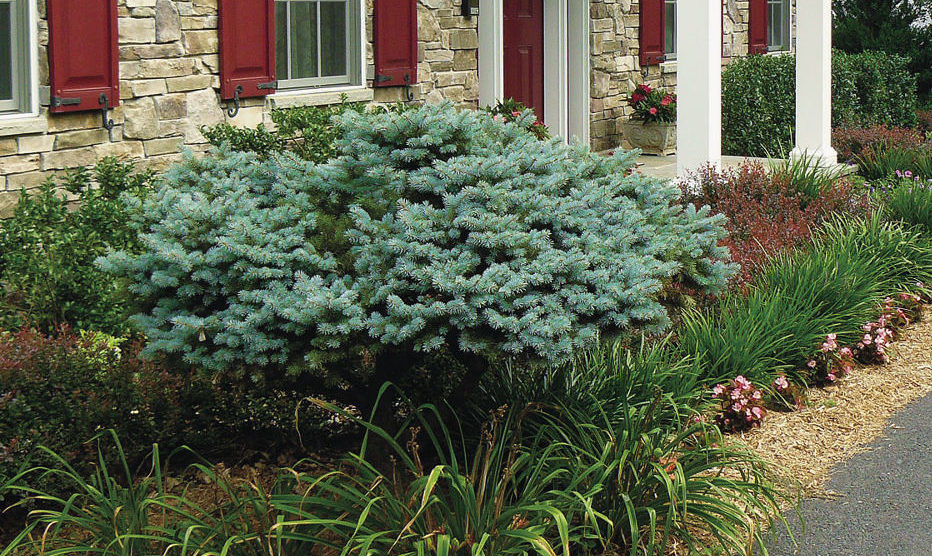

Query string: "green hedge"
[[722, 50, 919, 157]]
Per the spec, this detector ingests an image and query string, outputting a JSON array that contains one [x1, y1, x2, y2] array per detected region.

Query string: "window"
[[0, 0, 28, 113], [664, 0, 676, 59], [767, 0, 791, 52], [275, 0, 360, 89]]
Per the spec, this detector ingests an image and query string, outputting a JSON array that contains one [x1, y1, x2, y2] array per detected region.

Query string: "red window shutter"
[[374, 0, 418, 87], [218, 0, 276, 100], [47, 0, 119, 113], [639, 0, 666, 66], [748, 0, 769, 55]]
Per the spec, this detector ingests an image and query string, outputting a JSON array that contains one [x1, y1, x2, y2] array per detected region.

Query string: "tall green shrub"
[[202, 101, 366, 162], [0, 158, 152, 333], [722, 51, 918, 157], [101, 103, 733, 401]]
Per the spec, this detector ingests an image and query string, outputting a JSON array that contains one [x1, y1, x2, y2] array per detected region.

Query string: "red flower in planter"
[[631, 92, 646, 103]]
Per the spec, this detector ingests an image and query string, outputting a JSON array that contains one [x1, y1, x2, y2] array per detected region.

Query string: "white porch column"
[[478, 0, 504, 108], [676, 0, 722, 176], [791, 0, 837, 166]]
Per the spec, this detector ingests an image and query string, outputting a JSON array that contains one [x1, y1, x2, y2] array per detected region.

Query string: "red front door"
[[503, 0, 545, 121]]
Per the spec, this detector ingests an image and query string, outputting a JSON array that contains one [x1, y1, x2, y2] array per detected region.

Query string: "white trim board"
[[478, 0, 590, 145]]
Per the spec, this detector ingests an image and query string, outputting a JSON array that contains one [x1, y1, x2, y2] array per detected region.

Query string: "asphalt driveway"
[[763, 393, 932, 556]]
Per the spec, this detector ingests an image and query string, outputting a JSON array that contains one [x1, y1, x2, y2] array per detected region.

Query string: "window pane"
[[0, 4, 12, 101], [664, 0, 675, 55], [290, 1, 318, 79], [319, 2, 346, 77], [275, 2, 288, 79]]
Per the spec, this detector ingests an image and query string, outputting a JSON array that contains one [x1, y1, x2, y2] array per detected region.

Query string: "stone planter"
[[621, 120, 676, 156]]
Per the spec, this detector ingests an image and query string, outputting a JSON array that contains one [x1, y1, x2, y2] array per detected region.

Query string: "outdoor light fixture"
[[461, 0, 478, 18]]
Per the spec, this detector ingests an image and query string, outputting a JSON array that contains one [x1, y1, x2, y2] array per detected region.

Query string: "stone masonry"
[[0, 0, 791, 213], [0, 0, 479, 215], [588, 0, 796, 152]]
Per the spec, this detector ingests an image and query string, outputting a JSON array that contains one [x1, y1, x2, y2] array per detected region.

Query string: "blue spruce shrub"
[[101, 103, 732, 381]]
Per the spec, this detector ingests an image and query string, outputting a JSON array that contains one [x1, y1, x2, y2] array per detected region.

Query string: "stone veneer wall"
[[0, 0, 479, 215], [588, 0, 795, 152], [0, 0, 793, 211]]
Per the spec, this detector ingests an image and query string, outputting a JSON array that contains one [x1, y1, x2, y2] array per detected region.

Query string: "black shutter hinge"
[[51, 96, 81, 107], [257, 80, 278, 90], [374, 74, 392, 84]]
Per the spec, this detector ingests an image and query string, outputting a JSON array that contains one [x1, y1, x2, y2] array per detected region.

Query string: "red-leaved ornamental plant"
[[712, 375, 766, 432], [628, 84, 677, 124]]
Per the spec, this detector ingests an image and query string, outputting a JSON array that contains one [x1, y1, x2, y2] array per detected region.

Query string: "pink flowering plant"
[[712, 375, 766, 432], [628, 84, 677, 124], [803, 333, 855, 386], [769, 373, 805, 411], [486, 98, 551, 140]]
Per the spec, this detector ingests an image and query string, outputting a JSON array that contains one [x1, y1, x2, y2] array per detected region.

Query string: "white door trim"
[[478, 0, 590, 145]]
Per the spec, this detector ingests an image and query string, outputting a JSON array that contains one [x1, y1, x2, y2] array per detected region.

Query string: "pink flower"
[[751, 407, 764, 418], [840, 347, 853, 358], [808, 360, 817, 369], [649, 107, 659, 115], [774, 376, 790, 390], [712, 384, 725, 397], [512, 111, 522, 117], [827, 373, 837, 382], [661, 95, 673, 106]]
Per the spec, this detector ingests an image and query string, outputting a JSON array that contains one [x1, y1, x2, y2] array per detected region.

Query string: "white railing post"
[[676, 0, 722, 176], [791, 0, 837, 166]]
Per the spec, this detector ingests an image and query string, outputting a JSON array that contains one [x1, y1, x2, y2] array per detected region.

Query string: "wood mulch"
[[738, 310, 932, 497]]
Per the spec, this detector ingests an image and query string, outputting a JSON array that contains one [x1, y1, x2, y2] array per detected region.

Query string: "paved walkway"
[[763, 392, 932, 556], [634, 154, 772, 179]]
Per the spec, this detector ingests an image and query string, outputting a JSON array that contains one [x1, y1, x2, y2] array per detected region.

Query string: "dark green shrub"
[[833, 0, 932, 100], [101, 103, 733, 407], [0, 158, 153, 334], [722, 51, 918, 157], [881, 177, 932, 234], [0, 326, 357, 504], [202, 100, 366, 162], [0, 327, 159, 502]]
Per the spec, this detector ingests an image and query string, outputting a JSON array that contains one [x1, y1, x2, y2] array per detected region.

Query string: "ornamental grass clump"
[[879, 174, 932, 235], [100, 102, 732, 404], [680, 215, 932, 387]]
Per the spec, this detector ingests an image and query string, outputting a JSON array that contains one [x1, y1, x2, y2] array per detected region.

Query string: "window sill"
[[660, 60, 677, 74], [269, 86, 373, 109], [0, 114, 47, 137]]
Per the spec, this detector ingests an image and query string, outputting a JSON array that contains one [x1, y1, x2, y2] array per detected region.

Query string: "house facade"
[[0, 0, 795, 213]]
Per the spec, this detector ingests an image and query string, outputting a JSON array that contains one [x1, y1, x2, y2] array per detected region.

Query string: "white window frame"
[[767, 0, 791, 52], [664, 0, 676, 60], [0, 0, 31, 114], [274, 0, 362, 91]]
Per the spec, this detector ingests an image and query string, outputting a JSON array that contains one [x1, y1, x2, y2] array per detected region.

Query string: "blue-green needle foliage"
[[100, 103, 733, 374]]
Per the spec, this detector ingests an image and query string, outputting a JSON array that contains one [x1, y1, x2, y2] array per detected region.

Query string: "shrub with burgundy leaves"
[[832, 125, 926, 163], [712, 375, 766, 432], [682, 163, 869, 288]]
